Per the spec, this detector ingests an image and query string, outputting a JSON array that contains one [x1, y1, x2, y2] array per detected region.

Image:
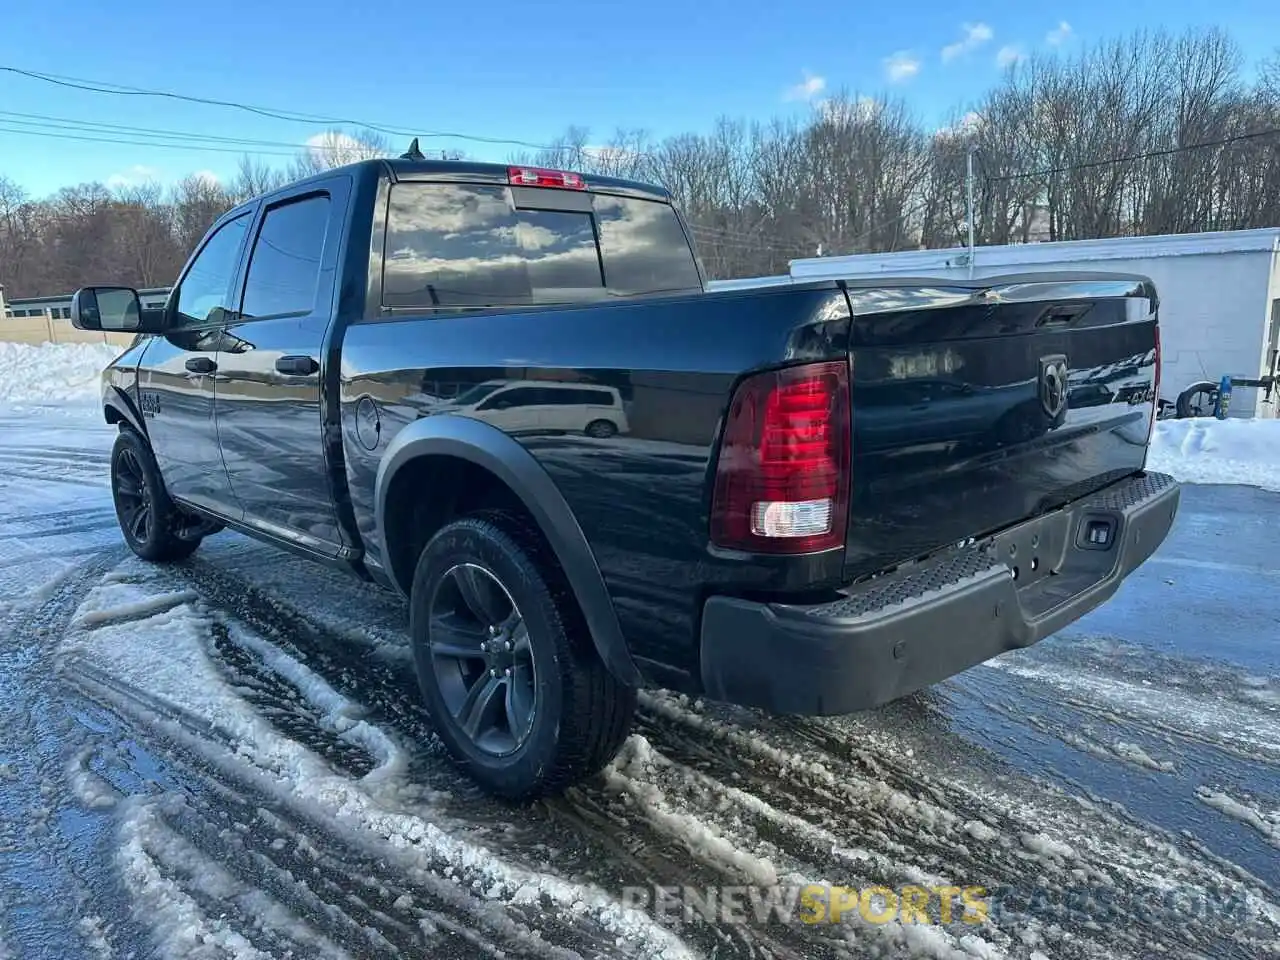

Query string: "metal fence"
[[1, 311, 137, 347]]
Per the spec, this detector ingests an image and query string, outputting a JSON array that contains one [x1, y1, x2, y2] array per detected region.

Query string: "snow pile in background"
[[1149, 418, 1280, 492], [0, 340, 120, 405]]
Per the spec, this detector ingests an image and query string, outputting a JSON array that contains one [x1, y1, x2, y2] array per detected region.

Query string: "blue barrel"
[[1215, 375, 1232, 419]]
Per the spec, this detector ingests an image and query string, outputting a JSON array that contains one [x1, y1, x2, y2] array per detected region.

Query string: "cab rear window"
[[382, 183, 701, 309]]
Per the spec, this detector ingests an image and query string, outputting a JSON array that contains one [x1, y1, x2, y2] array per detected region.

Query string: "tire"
[[584, 419, 618, 439], [409, 511, 636, 799], [1176, 381, 1220, 418], [110, 428, 204, 563]]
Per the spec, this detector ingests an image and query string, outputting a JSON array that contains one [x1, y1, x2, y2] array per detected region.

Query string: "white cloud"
[[191, 170, 220, 186], [784, 71, 827, 102], [1046, 21, 1073, 46], [306, 131, 384, 167], [935, 111, 984, 139], [106, 165, 160, 189], [996, 44, 1027, 68], [941, 23, 995, 63], [883, 52, 922, 83]]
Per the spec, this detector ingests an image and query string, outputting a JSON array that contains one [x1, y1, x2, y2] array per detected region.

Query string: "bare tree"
[[290, 128, 391, 178], [230, 155, 290, 202], [171, 174, 233, 258], [4, 25, 1280, 297]]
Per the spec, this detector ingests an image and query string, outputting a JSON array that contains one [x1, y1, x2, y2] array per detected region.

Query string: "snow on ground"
[[0, 340, 121, 405], [1149, 417, 1280, 491], [1196, 788, 1280, 847], [3, 340, 1280, 959], [61, 566, 696, 959]]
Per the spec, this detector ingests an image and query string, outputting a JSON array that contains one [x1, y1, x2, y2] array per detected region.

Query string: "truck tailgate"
[[842, 275, 1160, 578]]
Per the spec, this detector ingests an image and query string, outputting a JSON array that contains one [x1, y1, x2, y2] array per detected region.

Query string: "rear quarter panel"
[[339, 286, 851, 681]]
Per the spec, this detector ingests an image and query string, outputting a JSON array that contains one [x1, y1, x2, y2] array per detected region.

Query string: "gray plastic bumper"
[[699, 472, 1181, 715]]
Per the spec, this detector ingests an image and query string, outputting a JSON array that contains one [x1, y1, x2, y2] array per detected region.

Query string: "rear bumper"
[[699, 471, 1181, 715]]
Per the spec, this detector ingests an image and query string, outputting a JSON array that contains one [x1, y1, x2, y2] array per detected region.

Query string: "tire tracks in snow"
[[635, 690, 1280, 959], [44, 535, 1280, 960], [0, 545, 157, 960], [147, 555, 787, 958], [59, 561, 697, 959]]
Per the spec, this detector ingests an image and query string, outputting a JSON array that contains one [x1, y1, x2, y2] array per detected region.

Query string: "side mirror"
[[71, 287, 168, 334]]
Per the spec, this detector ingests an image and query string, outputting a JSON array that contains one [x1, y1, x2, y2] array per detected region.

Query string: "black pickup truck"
[[72, 157, 1180, 798]]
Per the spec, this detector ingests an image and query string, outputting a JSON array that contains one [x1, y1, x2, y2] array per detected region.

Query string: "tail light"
[[508, 166, 586, 190], [710, 361, 851, 554]]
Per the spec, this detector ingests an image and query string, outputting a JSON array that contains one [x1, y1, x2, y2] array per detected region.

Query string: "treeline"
[[0, 136, 387, 300], [3, 27, 1279, 298]]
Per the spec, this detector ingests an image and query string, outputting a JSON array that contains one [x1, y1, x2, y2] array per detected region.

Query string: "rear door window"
[[241, 194, 331, 320], [477, 386, 540, 410], [383, 183, 700, 309]]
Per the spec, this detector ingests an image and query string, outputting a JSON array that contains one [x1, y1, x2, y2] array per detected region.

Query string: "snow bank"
[[0, 340, 120, 405], [1148, 418, 1280, 492]]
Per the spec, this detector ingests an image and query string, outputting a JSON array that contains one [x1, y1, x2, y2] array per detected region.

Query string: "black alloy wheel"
[[113, 446, 152, 545], [428, 563, 538, 756], [110, 429, 204, 562], [410, 512, 637, 799]]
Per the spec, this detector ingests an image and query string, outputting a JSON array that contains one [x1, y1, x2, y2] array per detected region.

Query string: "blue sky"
[[2, 0, 1277, 197]]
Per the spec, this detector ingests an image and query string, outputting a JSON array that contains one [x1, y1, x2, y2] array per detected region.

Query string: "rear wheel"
[[110, 429, 207, 562], [409, 511, 636, 799], [584, 419, 617, 439]]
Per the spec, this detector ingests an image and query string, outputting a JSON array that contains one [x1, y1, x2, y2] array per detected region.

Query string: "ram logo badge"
[[1039, 355, 1069, 419]]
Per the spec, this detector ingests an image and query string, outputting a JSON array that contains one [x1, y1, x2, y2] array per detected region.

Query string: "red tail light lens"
[[710, 361, 851, 554], [508, 166, 586, 190]]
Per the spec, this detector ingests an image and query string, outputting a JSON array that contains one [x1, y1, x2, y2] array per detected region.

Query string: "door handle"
[[185, 357, 217, 374], [275, 355, 319, 376]]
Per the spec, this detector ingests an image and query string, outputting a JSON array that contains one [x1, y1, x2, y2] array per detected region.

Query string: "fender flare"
[[375, 415, 641, 687], [104, 384, 147, 438]]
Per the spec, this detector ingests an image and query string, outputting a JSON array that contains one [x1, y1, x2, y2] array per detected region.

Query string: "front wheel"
[[409, 512, 636, 799], [110, 429, 204, 562]]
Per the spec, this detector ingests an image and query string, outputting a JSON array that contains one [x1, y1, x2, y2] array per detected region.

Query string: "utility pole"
[[965, 146, 976, 279]]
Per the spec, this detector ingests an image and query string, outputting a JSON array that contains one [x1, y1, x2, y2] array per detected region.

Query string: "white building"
[[3, 287, 172, 320], [713, 228, 1280, 419]]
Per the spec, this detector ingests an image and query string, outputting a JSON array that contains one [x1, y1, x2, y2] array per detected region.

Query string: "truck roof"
[[216, 158, 674, 229], [249, 157, 669, 203], [380, 157, 672, 202]]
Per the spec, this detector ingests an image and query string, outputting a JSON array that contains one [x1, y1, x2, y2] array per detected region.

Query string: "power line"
[[688, 231, 812, 257], [689, 234, 808, 256], [986, 127, 1280, 182], [0, 124, 301, 157], [0, 64, 564, 152], [692, 236, 805, 257], [0, 110, 397, 155], [687, 224, 814, 254], [845, 199, 931, 249]]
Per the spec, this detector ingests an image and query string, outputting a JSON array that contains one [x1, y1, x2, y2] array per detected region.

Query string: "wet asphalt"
[[0, 412, 1276, 960]]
